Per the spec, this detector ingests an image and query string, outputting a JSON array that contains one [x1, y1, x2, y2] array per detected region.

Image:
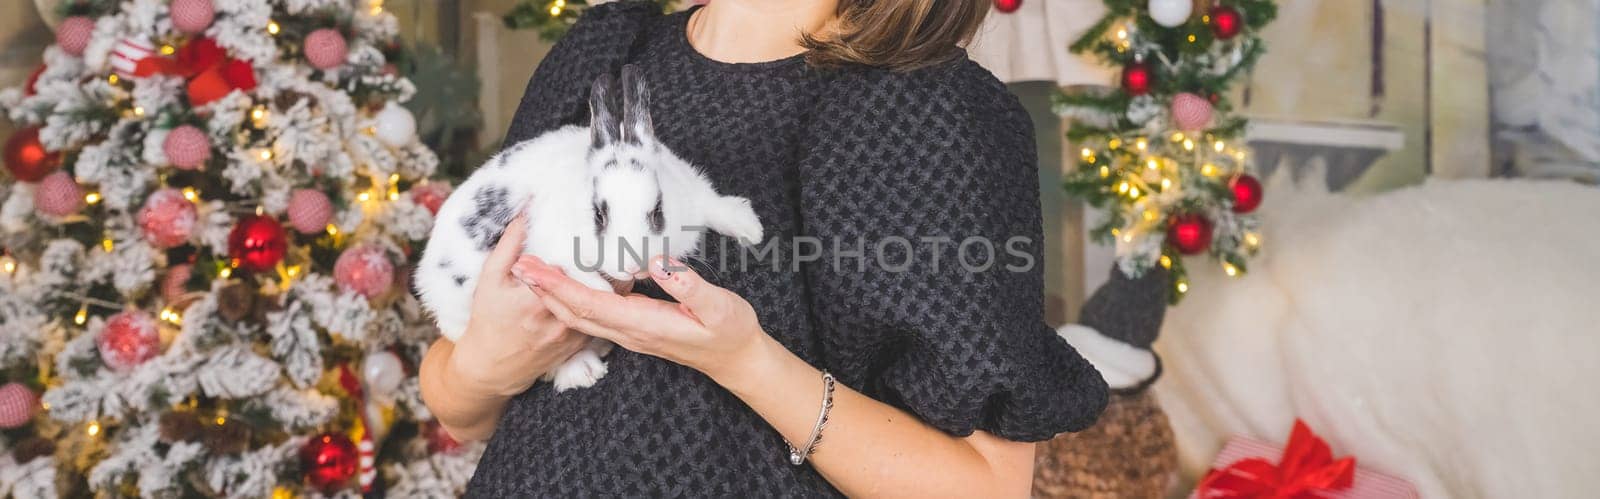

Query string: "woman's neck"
[[687, 0, 837, 64]]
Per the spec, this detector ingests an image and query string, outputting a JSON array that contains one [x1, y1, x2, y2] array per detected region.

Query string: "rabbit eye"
[[648, 196, 665, 233], [594, 201, 608, 233]]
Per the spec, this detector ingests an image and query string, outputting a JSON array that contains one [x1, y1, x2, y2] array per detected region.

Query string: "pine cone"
[[216, 282, 256, 322], [159, 411, 204, 443], [203, 418, 252, 454]]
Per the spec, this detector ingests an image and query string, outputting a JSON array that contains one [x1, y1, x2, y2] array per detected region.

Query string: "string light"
[[1187, 34, 1197, 43], [219, 267, 233, 279], [1201, 163, 1220, 177], [1128, 186, 1141, 199], [1099, 166, 1110, 178], [1, 255, 16, 274], [267, 20, 281, 35], [326, 224, 340, 236], [250, 105, 269, 127], [101, 238, 114, 252], [1183, 139, 1195, 151], [1108, 138, 1122, 150], [1244, 232, 1261, 249], [85, 192, 102, 205], [1176, 281, 1189, 293], [132, 106, 145, 117], [1223, 262, 1240, 277], [182, 187, 199, 202], [1159, 255, 1173, 268], [1081, 147, 1094, 159], [74, 305, 88, 325], [368, 0, 384, 15], [1171, 132, 1185, 142], [215, 415, 227, 425], [1135, 138, 1148, 151], [1160, 177, 1172, 190], [1143, 209, 1159, 222], [86, 420, 101, 437], [357, 192, 371, 202], [258, 149, 273, 161], [1146, 159, 1160, 170], [107, 74, 120, 85], [549, 0, 567, 16], [1117, 181, 1130, 194], [1214, 140, 1226, 152], [160, 44, 176, 55]]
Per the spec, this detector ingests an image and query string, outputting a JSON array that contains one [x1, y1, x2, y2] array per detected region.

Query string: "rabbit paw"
[[712, 196, 765, 244], [549, 350, 608, 392]]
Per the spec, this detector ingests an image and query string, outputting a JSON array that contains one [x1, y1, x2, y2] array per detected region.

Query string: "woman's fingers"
[[650, 256, 735, 327], [484, 211, 530, 282]]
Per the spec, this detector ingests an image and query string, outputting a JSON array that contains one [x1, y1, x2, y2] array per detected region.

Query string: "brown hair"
[[801, 0, 990, 72]]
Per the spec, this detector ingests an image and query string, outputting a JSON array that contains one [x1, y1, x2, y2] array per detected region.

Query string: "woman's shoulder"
[[812, 53, 1032, 154], [817, 53, 1028, 130]]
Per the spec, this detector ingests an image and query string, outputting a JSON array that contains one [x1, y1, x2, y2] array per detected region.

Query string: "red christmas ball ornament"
[[1170, 92, 1215, 132], [0, 382, 40, 429], [301, 432, 359, 491], [56, 16, 95, 56], [5, 127, 62, 183], [993, 0, 1023, 13], [163, 264, 194, 303], [287, 189, 334, 235], [98, 310, 162, 372], [1229, 173, 1264, 213], [24, 64, 45, 96], [227, 215, 288, 272], [1211, 6, 1243, 40], [170, 0, 216, 34], [1122, 61, 1153, 96], [163, 125, 211, 170], [34, 171, 84, 217], [409, 182, 452, 215], [1167, 213, 1214, 255], [304, 29, 348, 70], [423, 420, 464, 455], [138, 188, 198, 248], [334, 244, 394, 299]]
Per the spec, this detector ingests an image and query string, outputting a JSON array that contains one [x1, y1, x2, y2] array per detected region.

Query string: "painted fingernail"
[[651, 257, 673, 280]]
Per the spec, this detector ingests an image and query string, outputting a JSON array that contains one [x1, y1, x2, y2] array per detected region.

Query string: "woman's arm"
[[517, 257, 1038, 497]]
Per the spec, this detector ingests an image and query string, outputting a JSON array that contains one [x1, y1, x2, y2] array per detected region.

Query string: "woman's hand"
[[420, 213, 627, 441], [513, 255, 768, 380]]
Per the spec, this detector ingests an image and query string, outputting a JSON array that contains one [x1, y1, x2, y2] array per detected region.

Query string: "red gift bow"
[[1197, 420, 1357, 499], [133, 37, 257, 106]]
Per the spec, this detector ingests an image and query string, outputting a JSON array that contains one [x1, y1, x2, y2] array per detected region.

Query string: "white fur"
[[1056, 324, 1157, 389], [416, 69, 763, 391], [1152, 170, 1600, 498]]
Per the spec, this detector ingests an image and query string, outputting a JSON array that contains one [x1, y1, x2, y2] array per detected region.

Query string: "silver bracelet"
[[785, 371, 836, 465]]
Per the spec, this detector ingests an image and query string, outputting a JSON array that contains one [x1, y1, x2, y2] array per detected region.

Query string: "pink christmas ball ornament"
[[409, 182, 452, 215], [334, 244, 395, 299], [287, 189, 335, 234], [138, 188, 198, 248], [163, 125, 212, 170], [34, 171, 84, 217], [98, 310, 162, 372], [1170, 92, 1215, 132], [304, 29, 349, 70], [56, 16, 95, 56], [170, 0, 216, 34], [0, 382, 40, 429], [163, 264, 194, 303]]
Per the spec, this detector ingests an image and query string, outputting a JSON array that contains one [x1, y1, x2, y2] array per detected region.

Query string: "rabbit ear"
[[589, 73, 620, 149], [620, 64, 654, 146]]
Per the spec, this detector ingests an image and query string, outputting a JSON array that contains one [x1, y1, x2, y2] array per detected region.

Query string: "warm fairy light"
[[1183, 139, 1195, 151], [1160, 177, 1172, 190], [1233, 150, 1247, 161], [1244, 232, 1261, 249], [267, 20, 281, 35], [1214, 140, 1226, 152], [272, 486, 294, 499], [1099, 166, 1110, 178], [133, 106, 146, 117], [254, 206, 264, 216], [387, 191, 400, 201], [258, 149, 273, 161], [1135, 138, 1148, 151], [357, 192, 372, 202], [1146, 159, 1160, 170], [368, 0, 384, 15], [1116, 28, 1128, 40], [85, 192, 102, 205], [1110, 228, 1121, 237], [1121, 232, 1134, 243], [1177, 281, 1189, 293], [160, 44, 176, 55], [1160, 255, 1173, 268], [286, 265, 301, 278], [1187, 34, 1197, 43], [86, 421, 101, 436], [1143, 209, 1159, 222], [1081, 147, 1094, 159], [326, 224, 340, 236], [74, 305, 88, 325], [1117, 181, 1130, 194], [182, 187, 199, 202], [101, 239, 114, 252], [250, 105, 269, 126], [215, 415, 227, 425], [160, 307, 183, 325], [1171, 132, 1185, 142], [1128, 186, 1142, 199], [1108, 138, 1122, 150], [1223, 262, 1240, 277], [1201, 163, 1220, 177], [219, 267, 233, 279], [107, 74, 120, 85], [1, 256, 16, 274]]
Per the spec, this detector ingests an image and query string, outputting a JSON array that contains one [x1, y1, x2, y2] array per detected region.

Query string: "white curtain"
[[967, 0, 1114, 86], [1487, 0, 1600, 181]]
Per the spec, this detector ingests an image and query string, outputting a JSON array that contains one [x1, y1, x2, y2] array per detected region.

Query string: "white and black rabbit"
[[415, 65, 764, 391]]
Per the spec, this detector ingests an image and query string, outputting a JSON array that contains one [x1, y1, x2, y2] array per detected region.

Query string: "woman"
[[419, 0, 1108, 496]]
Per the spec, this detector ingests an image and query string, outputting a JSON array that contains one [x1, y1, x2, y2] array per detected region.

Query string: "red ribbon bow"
[[133, 37, 257, 106], [1197, 420, 1357, 499]]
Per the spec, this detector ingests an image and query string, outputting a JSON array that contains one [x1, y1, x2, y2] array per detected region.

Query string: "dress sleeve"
[[797, 63, 1109, 442], [500, 1, 658, 146]]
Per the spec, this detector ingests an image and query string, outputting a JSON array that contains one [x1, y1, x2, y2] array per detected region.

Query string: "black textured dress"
[[466, 3, 1109, 496]]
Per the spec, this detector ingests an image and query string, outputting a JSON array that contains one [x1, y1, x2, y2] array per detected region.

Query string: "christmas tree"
[[1056, 0, 1276, 302], [0, 0, 477, 496]]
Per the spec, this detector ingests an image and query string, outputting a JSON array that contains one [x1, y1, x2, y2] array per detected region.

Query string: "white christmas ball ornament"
[[362, 350, 404, 398], [1148, 0, 1193, 27], [373, 103, 417, 148]]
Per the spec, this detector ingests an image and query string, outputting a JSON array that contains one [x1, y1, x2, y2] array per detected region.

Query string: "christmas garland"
[[1056, 0, 1277, 303], [503, 0, 680, 41]]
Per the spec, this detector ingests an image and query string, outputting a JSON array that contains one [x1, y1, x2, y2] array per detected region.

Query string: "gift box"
[[1191, 420, 1419, 499]]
